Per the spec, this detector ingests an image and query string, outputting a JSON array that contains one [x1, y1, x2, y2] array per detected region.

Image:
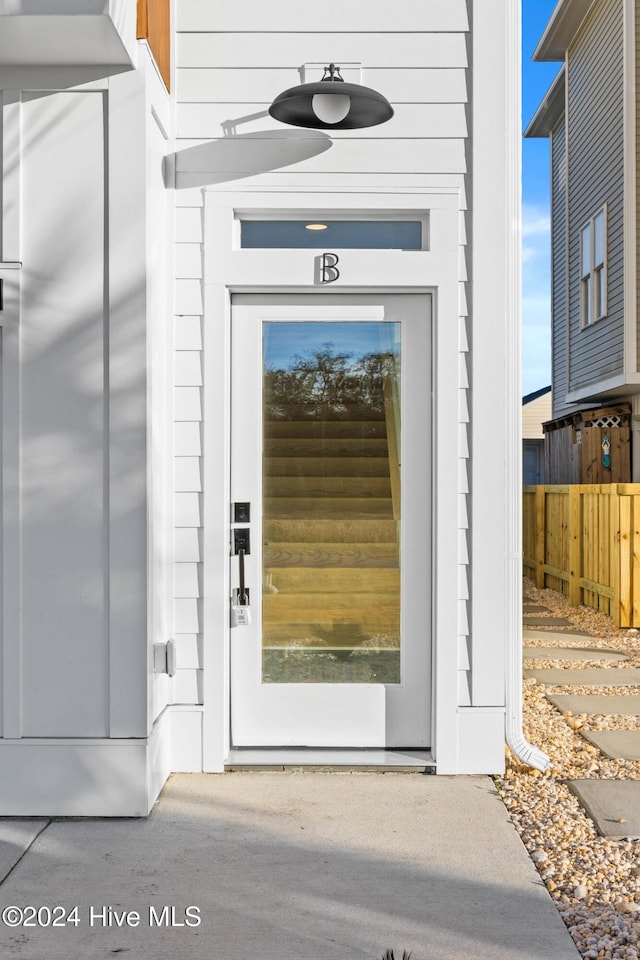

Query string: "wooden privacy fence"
[[523, 484, 640, 627]]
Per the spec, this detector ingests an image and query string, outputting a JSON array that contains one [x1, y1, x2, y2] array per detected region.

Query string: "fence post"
[[634, 496, 640, 628], [568, 485, 581, 607], [611, 487, 623, 627], [535, 486, 545, 588], [618, 490, 632, 627]]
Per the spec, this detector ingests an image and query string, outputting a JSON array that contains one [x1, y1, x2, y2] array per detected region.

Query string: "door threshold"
[[225, 748, 435, 772]]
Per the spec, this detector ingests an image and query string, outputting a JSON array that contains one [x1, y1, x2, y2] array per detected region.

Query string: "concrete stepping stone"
[[524, 667, 640, 686], [547, 693, 640, 715], [580, 730, 640, 761], [524, 629, 593, 641], [524, 646, 628, 662], [568, 780, 640, 838], [523, 604, 551, 613], [523, 616, 575, 627]]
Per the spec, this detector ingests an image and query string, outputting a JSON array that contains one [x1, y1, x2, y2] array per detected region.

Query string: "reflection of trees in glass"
[[265, 343, 397, 418]]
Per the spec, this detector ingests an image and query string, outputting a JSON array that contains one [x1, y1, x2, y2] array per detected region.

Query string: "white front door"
[[230, 294, 431, 747]]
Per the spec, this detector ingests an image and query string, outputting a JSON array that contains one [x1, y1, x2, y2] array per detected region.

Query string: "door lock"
[[233, 502, 251, 523], [233, 527, 250, 556]]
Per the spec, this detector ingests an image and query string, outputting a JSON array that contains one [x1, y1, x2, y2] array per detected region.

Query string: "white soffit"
[[0, 14, 133, 67], [533, 0, 598, 61]]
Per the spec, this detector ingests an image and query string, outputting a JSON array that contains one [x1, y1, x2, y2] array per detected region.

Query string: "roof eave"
[[522, 385, 552, 406], [524, 67, 565, 138], [533, 0, 598, 61]]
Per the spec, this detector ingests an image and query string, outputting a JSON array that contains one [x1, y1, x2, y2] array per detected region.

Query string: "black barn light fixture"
[[268, 63, 394, 130]]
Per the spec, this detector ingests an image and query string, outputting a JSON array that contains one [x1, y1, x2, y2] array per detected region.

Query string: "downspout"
[[505, 563, 552, 772], [504, 0, 551, 773]]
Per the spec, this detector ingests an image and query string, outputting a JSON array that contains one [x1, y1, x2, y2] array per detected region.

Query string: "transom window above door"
[[239, 219, 424, 250]]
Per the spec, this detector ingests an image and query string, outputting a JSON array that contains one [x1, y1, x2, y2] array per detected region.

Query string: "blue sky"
[[522, 1, 563, 394]]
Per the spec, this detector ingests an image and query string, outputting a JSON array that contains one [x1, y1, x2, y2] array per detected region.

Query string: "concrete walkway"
[[0, 773, 580, 960]]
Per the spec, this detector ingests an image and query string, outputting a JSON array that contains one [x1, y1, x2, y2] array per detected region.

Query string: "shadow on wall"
[[169, 128, 333, 188]]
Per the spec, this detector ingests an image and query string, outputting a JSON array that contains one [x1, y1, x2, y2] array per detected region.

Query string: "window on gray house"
[[580, 206, 607, 326]]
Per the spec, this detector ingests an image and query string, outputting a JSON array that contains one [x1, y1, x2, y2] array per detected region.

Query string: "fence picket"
[[523, 484, 640, 628], [634, 496, 640, 625], [617, 490, 628, 627], [535, 486, 545, 588], [568, 486, 581, 606], [610, 488, 620, 623]]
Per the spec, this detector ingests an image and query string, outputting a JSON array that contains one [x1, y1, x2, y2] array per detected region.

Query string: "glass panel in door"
[[262, 322, 401, 684], [230, 295, 431, 749]]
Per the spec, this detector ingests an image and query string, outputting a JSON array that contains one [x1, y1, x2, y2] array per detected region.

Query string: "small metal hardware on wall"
[[602, 435, 611, 469], [315, 252, 340, 284]]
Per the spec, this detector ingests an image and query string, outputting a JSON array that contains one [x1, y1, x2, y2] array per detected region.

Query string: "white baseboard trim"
[[0, 711, 172, 817], [0, 706, 206, 816]]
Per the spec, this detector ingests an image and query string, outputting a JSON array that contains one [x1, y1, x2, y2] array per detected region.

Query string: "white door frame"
[[200, 187, 462, 771]]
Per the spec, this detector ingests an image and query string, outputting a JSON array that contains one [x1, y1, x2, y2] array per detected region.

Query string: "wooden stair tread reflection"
[[265, 568, 400, 592], [264, 543, 399, 568], [265, 420, 387, 439], [264, 518, 398, 543], [266, 457, 391, 477], [262, 592, 400, 625], [262, 387, 399, 649], [264, 497, 394, 519], [264, 476, 392, 498], [265, 438, 389, 458]]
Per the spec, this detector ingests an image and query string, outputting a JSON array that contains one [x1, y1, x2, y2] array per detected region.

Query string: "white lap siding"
[[173, 0, 476, 729], [174, 203, 204, 706]]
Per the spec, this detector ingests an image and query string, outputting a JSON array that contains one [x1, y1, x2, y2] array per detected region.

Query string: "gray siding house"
[[526, 0, 640, 479]]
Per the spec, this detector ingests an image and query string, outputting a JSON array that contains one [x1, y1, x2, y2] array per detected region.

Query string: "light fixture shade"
[[269, 65, 394, 130]]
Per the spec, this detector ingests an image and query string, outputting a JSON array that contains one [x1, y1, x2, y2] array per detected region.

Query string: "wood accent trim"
[[136, 0, 148, 38], [137, 0, 171, 92]]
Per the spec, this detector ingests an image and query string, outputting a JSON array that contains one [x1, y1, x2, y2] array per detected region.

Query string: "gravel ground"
[[494, 580, 640, 959]]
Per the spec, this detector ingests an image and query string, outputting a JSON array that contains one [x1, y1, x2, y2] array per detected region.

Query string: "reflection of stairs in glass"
[[263, 405, 400, 645]]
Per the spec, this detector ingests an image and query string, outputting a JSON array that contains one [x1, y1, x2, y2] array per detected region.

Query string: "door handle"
[[233, 528, 251, 603], [238, 548, 249, 606], [231, 527, 251, 626]]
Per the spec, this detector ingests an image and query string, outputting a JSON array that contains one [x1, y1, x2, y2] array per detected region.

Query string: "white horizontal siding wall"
[[173, 178, 205, 717], [173, 0, 476, 738], [174, 2, 470, 193], [174, 240, 204, 709]]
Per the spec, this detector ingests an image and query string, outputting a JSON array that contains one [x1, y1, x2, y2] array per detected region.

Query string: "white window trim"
[[580, 203, 608, 328]]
